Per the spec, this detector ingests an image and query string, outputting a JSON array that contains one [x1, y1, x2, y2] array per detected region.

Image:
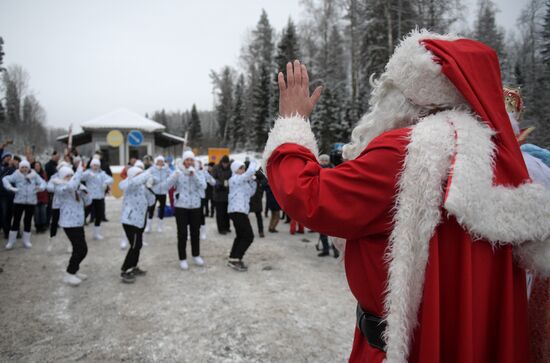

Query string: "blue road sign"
[[128, 130, 144, 146]]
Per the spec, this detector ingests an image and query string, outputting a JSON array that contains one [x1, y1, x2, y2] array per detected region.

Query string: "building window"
[[100, 146, 120, 165]]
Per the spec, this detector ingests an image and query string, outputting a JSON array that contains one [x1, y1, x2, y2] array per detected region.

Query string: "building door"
[[99, 145, 120, 165], [129, 145, 148, 160]]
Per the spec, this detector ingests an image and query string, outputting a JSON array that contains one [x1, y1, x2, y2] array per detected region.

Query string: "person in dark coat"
[[0, 153, 19, 239], [248, 166, 266, 238], [44, 150, 60, 228], [211, 155, 232, 234], [264, 182, 280, 233], [204, 162, 215, 217]]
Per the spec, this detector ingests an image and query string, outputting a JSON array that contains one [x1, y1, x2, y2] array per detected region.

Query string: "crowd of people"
[[0, 144, 337, 286]]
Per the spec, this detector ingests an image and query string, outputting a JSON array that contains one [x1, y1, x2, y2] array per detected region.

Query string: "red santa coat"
[[263, 109, 547, 363]]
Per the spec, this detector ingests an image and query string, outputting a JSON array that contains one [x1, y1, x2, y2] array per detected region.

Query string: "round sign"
[[128, 130, 144, 146], [106, 130, 123, 147]]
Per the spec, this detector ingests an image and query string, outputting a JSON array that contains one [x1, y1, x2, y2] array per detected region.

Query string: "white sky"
[[0, 0, 529, 130]]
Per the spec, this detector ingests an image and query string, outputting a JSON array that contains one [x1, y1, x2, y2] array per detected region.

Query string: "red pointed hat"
[[421, 38, 529, 186]]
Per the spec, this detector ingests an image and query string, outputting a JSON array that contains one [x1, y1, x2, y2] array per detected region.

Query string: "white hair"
[[343, 76, 431, 161]]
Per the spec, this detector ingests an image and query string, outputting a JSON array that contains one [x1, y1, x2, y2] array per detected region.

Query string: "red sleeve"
[[266, 129, 409, 240]]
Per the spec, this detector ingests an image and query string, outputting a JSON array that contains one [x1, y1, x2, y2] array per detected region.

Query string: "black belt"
[[356, 304, 387, 352]]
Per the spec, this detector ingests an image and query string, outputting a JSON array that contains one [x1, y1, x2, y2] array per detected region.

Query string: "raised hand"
[[278, 60, 322, 119]]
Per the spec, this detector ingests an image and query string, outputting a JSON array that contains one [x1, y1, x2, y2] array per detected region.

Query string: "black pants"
[[252, 211, 264, 234], [320, 234, 330, 252], [148, 194, 167, 220], [85, 199, 105, 226], [1, 196, 14, 238], [64, 227, 87, 274], [229, 212, 254, 260], [200, 199, 207, 226], [50, 208, 60, 238], [121, 224, 143, 272], [175, 208, 201, 260], [204, 197, 214, 217], [215, 201, 230, 233], [11, 203, 35, 233], [46, 192, 53, 226]]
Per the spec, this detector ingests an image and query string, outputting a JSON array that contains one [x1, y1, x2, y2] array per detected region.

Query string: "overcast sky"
[[1, 0, 529, 130]]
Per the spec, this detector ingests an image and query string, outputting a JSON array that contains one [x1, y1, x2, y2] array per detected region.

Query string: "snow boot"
[[5, 230, 17, 250], [145, 218, 152, 233], [200, 225, 206, 240], [22, 232, 32, 248], [193, 256, 205, 266], [179, 260, 189, 270], [93, 226, 104, 240], [156, 219, 163, 232], [63, 273, 82, 286]]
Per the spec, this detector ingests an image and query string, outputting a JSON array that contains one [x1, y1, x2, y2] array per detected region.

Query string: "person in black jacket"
[[248, 164, 266, 238], [211, 155, 232, 234], [204, 162, 215, 217]]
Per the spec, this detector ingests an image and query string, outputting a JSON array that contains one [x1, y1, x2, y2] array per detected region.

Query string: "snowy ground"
[[0, 197, 356, 362]]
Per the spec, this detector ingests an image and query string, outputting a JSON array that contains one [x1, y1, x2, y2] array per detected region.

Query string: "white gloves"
[[146, 177, 154, 189]]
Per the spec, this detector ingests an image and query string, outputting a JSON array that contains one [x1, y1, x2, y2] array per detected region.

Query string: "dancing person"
[[119, 166, 152, 283], [44, 150, 59, 228], [82, 158, 113, 240], [205, 162, 215, 218], [197, 159, 215, 240], [146, 155, 171, 233], [167, 151, 207, 270], [227, 160, 257, 271], [263, 33, 550, 363], [211, 155, 231, 234], [53, 164, 92, 286], [3, 159, 46, 249]]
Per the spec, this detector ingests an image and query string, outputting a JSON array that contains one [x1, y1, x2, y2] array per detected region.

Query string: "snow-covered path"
[[0, 197, 356, 362]]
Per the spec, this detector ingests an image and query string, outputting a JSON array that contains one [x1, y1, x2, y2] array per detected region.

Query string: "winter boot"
[[5, 230, 17, 250], [200, 225, 207, 240], [156, 219, 163, 232], [93, 226, 104, 240], [145, 218, 152, 233], [22, 232, 32, 248], [120, 238, 128, 250], [179, 260, 189, 270], [193, 256, 205, 266]]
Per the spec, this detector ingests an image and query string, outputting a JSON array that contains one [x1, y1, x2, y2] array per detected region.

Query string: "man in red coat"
[[262, 30, 550, 363]]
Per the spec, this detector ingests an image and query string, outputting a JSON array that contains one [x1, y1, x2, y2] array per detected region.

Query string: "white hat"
[[56, 161, 70, 171], [19, 160, 30, 169], [230, 160, 244, 174], [154, 155, 165, 164], [58, 166, 74, 179], [127, 166, 142, 178], [134, 160, 144, 169], [90, 159, 101, 167], [319, 154, 330, 162], [182, 150, 195, 161]]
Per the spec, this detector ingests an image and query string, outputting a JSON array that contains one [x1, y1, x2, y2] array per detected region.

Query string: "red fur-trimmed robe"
[[263, 113, 535, 363]]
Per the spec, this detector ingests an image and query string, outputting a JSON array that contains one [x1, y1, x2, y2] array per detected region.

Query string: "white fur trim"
[[385, 29, 465, 109], [443, 115, 550, 245], [262, 115, 319, 171], [383, 111, 455, 363], [383, 109, 550, 363]]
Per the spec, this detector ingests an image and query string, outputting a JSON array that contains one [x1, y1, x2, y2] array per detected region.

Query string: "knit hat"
[[182, 150, 195, 161], [319, 154, 330, 162], [1, 151, 12, 159], [19, 160, 30, 169], [56, 161, 70, 171], [58, 166, 74, 179], [127, 166, 142, 178], [154, 155, 165, 164], [134, 160, 145, 169], [230, 160, 244, 173], [220, 155, 230, 163]]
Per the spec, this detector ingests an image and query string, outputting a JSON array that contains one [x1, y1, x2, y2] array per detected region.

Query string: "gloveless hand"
[[278, 60, 322, 119]]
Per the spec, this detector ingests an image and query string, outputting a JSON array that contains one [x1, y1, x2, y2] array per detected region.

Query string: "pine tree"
[[272, 18, 301, 118], [231, 75, 246, 150], [473, 0, 505, 59], [252, 64, 271, 149], [188, 104, 203, 147], [210, 66, 235, 145]]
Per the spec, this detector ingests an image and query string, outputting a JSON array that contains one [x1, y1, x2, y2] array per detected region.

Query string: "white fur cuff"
[[515, 240, 550, 277], [262, 115, 319, 172]]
